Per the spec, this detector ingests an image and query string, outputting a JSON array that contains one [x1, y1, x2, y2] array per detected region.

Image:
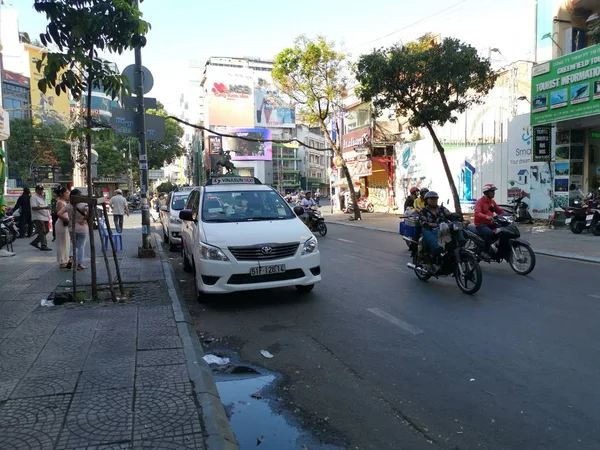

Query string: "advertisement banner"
[[26, 45, 70, 125], [254, 73, 295, 128], [2, 70, 30, 88], [343, 149, 372, 178], [531, 44, 600, 126], [342, 127, 371, 152], [532, 126, 552, 161], [208, 136, 222, 154], [206, 66, 254, 127], [221, 127, 272, 161]]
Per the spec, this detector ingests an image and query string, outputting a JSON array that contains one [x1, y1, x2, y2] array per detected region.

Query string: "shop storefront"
[[530, 44, 600, 210]]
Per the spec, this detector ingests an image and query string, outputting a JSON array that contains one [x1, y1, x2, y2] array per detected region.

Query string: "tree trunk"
[[425, 123, 463, 219], [317, 120, 361, 220], [85, 47, 98, 300]]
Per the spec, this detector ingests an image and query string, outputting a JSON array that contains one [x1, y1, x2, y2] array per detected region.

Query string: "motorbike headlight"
[[170, 216, 182, 224], [302, 236, 318, 255], [199, 242, 229, 261], [505, 215, 515, 223], [452, 222, 463, 231]]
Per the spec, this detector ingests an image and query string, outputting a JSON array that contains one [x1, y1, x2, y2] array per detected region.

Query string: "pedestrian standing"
[[30, 185, 52, 252], [14, 188, 33, 238], [54, 186, 72, 268], [51, 191, 58, 242], [109, 189, 128, 233], [59, 189, 89, 270]]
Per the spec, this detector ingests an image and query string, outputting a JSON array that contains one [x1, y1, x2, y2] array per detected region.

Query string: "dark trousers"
[[31, 220, 49, 249], [51, 213, 58, 239], [476, 224, 494, 253], [18, 216, 33, 238], [114, 215, 124, 233]]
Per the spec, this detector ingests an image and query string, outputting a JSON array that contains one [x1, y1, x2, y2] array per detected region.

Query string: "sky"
[[12, 0, 535, 114]]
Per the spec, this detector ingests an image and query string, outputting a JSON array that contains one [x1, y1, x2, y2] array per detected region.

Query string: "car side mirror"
[[179, 209, 195, 222], [160, 205, 168, 212]]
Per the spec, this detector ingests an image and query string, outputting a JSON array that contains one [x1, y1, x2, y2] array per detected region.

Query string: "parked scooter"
[[498, 196, 534, 224], [463, 214, 536, 275], [564, 192, 600, 234], [0, 216, 19, 251], [345, 196, 375, 214]]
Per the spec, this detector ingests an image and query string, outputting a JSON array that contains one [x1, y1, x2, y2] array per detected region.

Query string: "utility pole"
[[134, 0, 153, 256]]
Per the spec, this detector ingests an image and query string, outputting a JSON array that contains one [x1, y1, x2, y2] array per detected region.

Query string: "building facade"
[[296, 124, 328, 193], [530, 0, 600, 212], [1, 70, 30, 120], [199, 56, 294, 185]]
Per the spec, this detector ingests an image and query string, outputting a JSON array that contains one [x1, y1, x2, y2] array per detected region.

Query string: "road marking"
[[337, 238, 354, 243], [589, 294, 600, 299], [367, 308, 423, 335]]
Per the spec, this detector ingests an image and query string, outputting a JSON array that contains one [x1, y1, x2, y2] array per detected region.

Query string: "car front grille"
[[228, 243, 299, 261], [227, 269, 305, 285]]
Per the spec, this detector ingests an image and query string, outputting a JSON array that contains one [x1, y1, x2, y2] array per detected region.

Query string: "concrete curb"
[[154, 233, 239, 450], [327, 221, 600, 264]]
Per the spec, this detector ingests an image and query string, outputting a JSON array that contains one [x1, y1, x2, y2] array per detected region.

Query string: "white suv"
[[161, 189, 193, 251], [180, 176, 321, 299]]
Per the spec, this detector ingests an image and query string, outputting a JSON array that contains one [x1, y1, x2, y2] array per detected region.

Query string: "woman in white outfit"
[[58, 189, 89, 271], [54, 186, 72, 269]]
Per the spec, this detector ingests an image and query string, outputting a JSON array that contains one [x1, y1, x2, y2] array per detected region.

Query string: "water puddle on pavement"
[[214, 364, 343, 449]]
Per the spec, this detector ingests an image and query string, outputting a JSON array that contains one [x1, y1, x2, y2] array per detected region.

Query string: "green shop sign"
[[531, 44, 600, 126]]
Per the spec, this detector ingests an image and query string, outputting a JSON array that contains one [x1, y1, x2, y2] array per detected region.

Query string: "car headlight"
[[200, 242, 229, 261], [170, 216, 182, 224], [302, 236, 318, 255]]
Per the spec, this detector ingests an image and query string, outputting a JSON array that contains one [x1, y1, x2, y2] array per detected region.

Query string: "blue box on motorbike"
[[400, 217, 418, 238]]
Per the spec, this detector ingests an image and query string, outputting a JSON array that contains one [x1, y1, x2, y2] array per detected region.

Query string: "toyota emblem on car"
[[261, 246, 273, 255]]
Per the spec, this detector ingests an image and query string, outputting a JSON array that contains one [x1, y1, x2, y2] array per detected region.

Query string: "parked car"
[[161, 188, 194, 251]]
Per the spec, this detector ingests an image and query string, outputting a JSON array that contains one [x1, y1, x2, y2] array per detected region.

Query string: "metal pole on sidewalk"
[[134, 0, 154, 257]]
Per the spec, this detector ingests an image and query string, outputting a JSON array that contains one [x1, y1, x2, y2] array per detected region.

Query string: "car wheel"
[[295, 284, 314, 293]]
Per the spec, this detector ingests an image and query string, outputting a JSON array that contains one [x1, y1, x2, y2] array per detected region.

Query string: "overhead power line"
[[353, 0, 471, 50]]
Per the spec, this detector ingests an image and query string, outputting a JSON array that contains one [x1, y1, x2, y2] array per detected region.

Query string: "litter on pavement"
[[260, 350, 274, 359], [203, 354, 230, 365], [40, 299, 54, 307]]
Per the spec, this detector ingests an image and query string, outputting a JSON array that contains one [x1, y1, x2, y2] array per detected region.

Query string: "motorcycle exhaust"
[[407, 263, 429, 275]]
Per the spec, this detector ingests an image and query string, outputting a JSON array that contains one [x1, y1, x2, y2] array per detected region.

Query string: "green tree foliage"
[[355, 34, 497, 215], [6, 119, 72, 183], [273, 35, 362, 220]]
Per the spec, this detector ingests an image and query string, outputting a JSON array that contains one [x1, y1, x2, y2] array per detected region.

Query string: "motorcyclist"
[[474, 183, 505, 260], [418, 191, 455, 256], [404, 187, 420, 212], [301, 191, 316, 223], [414, 187, 429, 212]]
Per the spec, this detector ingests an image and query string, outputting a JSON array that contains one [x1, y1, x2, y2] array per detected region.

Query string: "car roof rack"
[[205, 176, 262, 186]]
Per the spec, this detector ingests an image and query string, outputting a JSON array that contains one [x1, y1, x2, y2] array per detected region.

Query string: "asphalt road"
[[167, 222, 600, 450]]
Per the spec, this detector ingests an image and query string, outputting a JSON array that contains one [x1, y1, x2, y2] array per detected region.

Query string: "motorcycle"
[[0, 216, 19, 252], [345, 196, 375, 214], [584, 207, 600, 236], [405, 220, 483, 295], [498, 196, 533, 224], [463, 214, 536, 275], [564, 192, 600, 234], [303, 206, 327, 236]]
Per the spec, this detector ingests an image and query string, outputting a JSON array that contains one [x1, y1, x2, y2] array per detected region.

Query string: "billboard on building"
[[206, 65, 254, 127], [2, 70, 30, 88], [220, 127, 272, 161], [254, 72, 295, 128], [26, 45, 71, 125], [531, 44, 600, 126]]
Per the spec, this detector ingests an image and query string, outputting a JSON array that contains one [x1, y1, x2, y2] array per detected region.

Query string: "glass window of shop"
[[345, 107, 371, 132]]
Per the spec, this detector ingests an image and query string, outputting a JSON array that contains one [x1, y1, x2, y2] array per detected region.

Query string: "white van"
[[179, 176, 321, 299]]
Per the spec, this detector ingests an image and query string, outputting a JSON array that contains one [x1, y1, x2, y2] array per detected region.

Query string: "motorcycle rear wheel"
[[413, 253, 431, 281], [592, 223, 600, 237], [317, 222, 328, 236], [454, 253, 482, 295], [570, 219, 585, 234], [508, 243, 536, 275]]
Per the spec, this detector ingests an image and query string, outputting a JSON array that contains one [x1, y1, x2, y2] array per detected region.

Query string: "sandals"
[[59, 264, 68, 268], [77, 265, 87, 271]]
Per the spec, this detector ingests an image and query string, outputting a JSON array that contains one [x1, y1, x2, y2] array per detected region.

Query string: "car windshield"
[[171, 193, 190, 211], [201, 190, 295, 223]]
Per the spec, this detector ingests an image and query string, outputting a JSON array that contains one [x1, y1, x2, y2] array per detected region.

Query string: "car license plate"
[[250, 264, 286, 276], [565, 217, 572, 224]]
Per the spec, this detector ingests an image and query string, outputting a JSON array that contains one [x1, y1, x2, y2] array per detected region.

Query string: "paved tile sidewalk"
[[323, 212, 600, 263], [0, 217, 237, 449]]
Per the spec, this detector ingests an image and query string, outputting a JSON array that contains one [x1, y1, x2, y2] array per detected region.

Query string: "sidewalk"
[[323, 211, 600, 263], [0, 216, 237, 449]]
